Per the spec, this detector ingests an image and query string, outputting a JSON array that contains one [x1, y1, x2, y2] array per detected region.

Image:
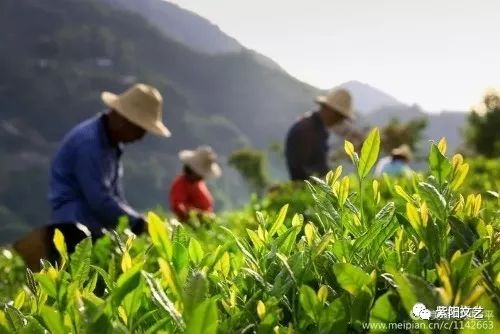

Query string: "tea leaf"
[[143, 272, 185, 330], [70, 237, 92, 288], [188, 238, 204, 265], [304, 223, 315, 245], [53, 228, 68, 262], [370, 291, 398, 324], [333, 263, 371, 296], [317, 285, 328, 304], [344, 140, 356, 163], [257, 301, 266, 320], [437, 137, 447, 154], [338, 176, 350, 206], [13, 290, 25, 310], [121, 251, 132, 273], [40, 305, 66, 334], [158, 258, 182, 300], [394, 185, 414, 203], [184, 272, 208, 321], [112, 263, 142, 307], [269, 204, 288, 237], [428, 144, 452, 185], [147, 211, 172, 260], [450, 163, 469, 191], [299, 285, 319, 321], [185, 299, 218, 334], [34, 273, 57, 298], [358, 128, 380, 179]]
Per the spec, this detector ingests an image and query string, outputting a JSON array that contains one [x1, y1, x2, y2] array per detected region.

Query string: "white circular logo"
[[412, 303, 430, 319]]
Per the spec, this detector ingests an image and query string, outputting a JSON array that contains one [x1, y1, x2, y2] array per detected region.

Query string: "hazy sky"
[[169, 0, 499, 112]]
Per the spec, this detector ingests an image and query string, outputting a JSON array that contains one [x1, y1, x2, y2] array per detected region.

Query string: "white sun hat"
[[101, 83, 171, 137], [179, 146, 222, 179], [315, 88, 353, 119]]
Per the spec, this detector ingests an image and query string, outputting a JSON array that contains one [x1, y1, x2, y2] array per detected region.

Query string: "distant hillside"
[[0, 0, 318, 242], [340, 81, 404, 113], [366, 104, 468, 153], [0, 0, 470, 244], [102, 0, 242, 54], [102, 0, 288, 74]]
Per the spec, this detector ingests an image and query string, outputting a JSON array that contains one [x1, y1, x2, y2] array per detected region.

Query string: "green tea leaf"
[[276, 253, 297, 285], [215, 252, 231, 278], [304, 223, 315, 245], [333, 263, 371, 296], [172, 242, 189, 273], [144, 318, 173, 334], [450, 163, 469, 190], [247, 229, 264, 250], [13, 290, 25, 309], [418, 182, 447, 221], [354, 202, 397, 259], [185, 299, 218, 334], [369, 291, 398, 328], [317, 285, 328, 304], [299, 285, 319, 321], [70, 237, 92, 288], [394, 185, 414, 204], [313, 232, 333, 258], [25, 268, 38, 296], [112, 263, 142, 307], [220, 226, 258, 267], [147, 212, 172, 260], [338, 176, 350, 206], [344, 140, 356, 163], [275, 226, 301, 256], [428, 144, 452, 185], [121, 251, 132, 273], [40, 305, 66, 334], [269, 204, 288, 237], [80, 293, 106, 324], [188, 239, 204, 265], [91, 265, 115, 292], [122, 291, 141, 325], [184, 272, 208, 322], [392, 272, 439, 334], [358, 128, 380, 179], [4, 305, 24, 331], [34, 273, 57, 298], [18, 316, 46, 334], [53, 228, 68, 262], [351, 286, 374, 326], [143, 272, 185, 330], [318, 297, 348, 334], [256, 300, 266, 320], [158, 258, 183, 301], [450, 251, 473, 285]]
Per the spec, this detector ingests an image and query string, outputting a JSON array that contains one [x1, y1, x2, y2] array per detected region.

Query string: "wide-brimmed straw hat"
[[391, 144, 412, 161], [179, 146, 222, 179], [315, 88, 353, 119], [101, 83, 171, 137]]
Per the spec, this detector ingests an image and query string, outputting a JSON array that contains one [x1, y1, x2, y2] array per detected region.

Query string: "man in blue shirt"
[[15, 83, 170, 268], [374, 144, 413, 177]]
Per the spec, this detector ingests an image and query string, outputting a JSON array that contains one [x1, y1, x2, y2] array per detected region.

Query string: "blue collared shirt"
[[48, 114, 141, 233], [374, 156, 413, 177]]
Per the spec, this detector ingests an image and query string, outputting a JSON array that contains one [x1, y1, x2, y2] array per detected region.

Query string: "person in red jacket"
[[169, 146, 221, 221]]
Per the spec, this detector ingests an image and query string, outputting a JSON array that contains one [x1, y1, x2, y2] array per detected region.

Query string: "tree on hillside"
[[466, 90, 500, 157], [380, 117, 427, 157], [228, 148, 269, 197]]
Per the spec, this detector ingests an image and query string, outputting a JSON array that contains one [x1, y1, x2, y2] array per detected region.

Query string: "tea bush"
[[0, 130, 499, 333]]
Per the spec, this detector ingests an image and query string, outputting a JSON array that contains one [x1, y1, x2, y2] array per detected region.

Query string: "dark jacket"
[[285, 111, 329, 180]]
